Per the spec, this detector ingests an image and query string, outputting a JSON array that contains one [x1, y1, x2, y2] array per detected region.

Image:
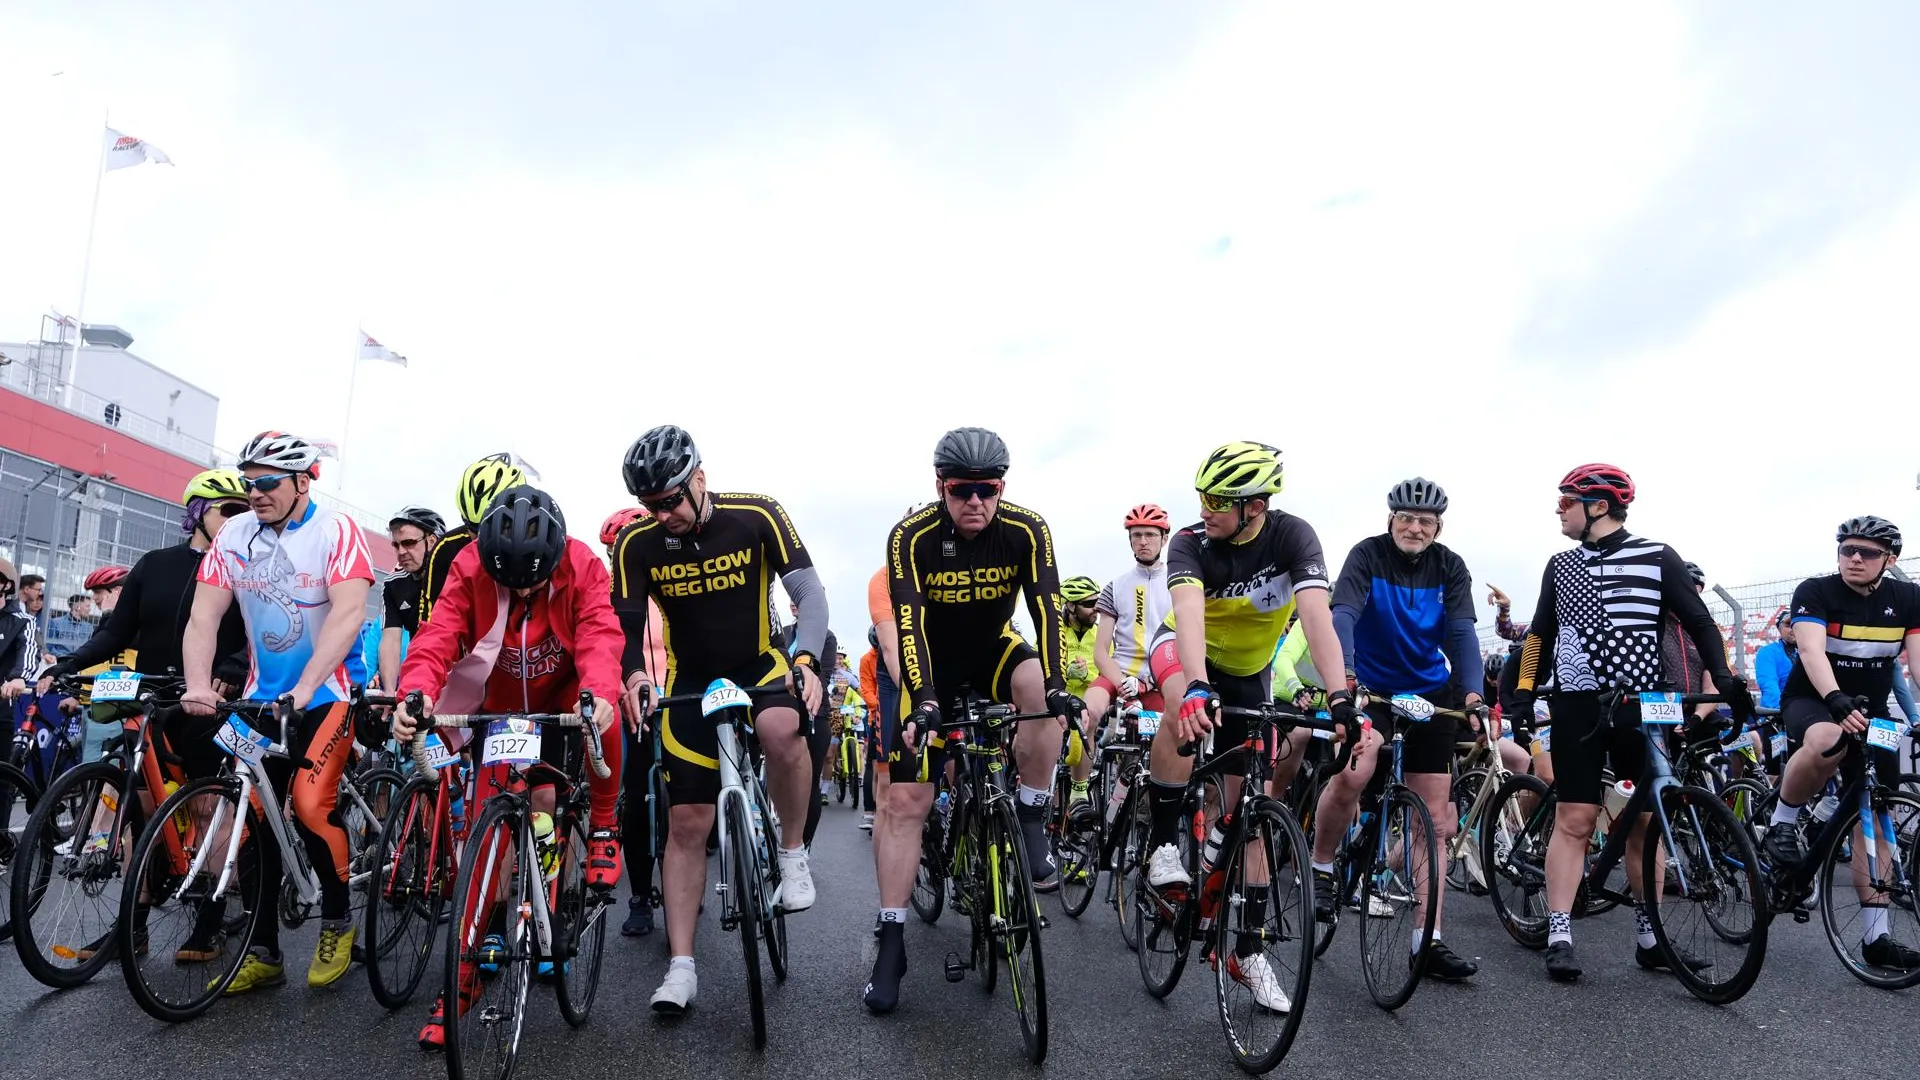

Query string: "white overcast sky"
[[3, 2, 1917, 649]]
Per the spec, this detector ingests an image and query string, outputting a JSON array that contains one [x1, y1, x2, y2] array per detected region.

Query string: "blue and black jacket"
[[1330, 534, 1480, 698]]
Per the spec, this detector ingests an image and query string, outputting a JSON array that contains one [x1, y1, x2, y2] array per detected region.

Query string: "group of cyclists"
[[5, 420, 1919, 1074]]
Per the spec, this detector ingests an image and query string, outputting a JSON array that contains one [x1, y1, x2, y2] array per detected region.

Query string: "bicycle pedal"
[[943, 952, 967, 982]]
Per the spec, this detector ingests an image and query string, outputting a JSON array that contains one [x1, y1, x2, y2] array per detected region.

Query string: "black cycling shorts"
[[659, 649, 800, 806], [1782, 694, 1845, 744], [1546, 691, 1647, 806], [1364, 686, 1464, 776], [885, 630, 1038, 783]]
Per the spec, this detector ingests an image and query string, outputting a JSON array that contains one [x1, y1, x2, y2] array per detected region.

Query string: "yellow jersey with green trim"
[[1160, 511, 1330, 678]]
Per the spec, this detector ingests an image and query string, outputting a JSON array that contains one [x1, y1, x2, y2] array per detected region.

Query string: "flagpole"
[[341, 327, 363, 493], [65, 111, 111, 411]]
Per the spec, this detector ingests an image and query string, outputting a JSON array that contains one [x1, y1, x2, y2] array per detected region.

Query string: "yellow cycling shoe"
[[219, 950, 286, 994], [308, 925, 356, 988]]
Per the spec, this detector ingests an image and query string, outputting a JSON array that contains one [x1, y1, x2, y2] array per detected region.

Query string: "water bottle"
[[531, 811, 559, 882], [1104, 770, 1132, 829], [935, 789, 952, 817], [1200, 821, 1227, 871], [448, 786, 467, 841], [1810, 779, 1840, 824]]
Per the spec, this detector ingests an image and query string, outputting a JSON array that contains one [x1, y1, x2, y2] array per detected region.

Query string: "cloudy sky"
[[3, 2, 1916, 648]]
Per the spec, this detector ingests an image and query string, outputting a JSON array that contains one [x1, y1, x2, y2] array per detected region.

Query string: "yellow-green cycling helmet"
[[456, 453, 527, 526], [1194, 441, 1284, 499], [182, 469, 247, 504], [1061, 576, 1100, 603]]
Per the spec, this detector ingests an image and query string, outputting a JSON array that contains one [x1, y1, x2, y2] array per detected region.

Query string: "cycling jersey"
[[1781, 574, 1920, 706], [1270, 629, 1325, 700], [887, 499, 1067, 709], [610, 492, 820, 675], [417, 524, 474, 627], [1516, 529, 1729, 694], [384, 571, 423, 636], [1330, 534, 1480, 697], [1063, 620, 1097, 698], [1157, 511, 1330, 678], [1095, 561, 1172, 679], [44, 542, 247, 681], [198, 502, 376, 705]]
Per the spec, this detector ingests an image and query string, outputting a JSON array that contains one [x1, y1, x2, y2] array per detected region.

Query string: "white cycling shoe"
[[650, 965, 697, 1015], [1147, 843, 1191, 888], [1227, 952, 1292, 1014], [778, 848, 816, 912]]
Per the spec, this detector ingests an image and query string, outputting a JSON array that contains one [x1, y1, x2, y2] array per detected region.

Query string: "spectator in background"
[[1754, 610, 1794, 710], [1486, 584, 1528, 642], [19, 574, 45, 619], [44, 595, 95, 658]]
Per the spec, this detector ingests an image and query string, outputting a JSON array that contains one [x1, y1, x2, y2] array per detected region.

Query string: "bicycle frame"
[[713, 707, 781, 924], [1773, 732, 1910, 907], [1581, 695, 1741, 907], [183, 709, 319, 912]]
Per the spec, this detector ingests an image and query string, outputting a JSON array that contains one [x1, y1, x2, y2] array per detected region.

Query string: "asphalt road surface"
[[1, 800, 1910, 1080]]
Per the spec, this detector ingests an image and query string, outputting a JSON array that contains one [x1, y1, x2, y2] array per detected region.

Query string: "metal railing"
[[0, 354, 225, 468]]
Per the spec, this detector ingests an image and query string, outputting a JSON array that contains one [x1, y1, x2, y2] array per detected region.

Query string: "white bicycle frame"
[[713, 708, 782, 923], [176, 720, 318, 911]]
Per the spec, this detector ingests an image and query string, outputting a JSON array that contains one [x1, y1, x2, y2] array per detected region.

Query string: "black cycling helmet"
[[1683, 561, 1705, 587], [622, 425, 701, 497], [1387, 477, 1448, 515], [388, 505, 447, 537], [1484, 652, 1505, 680], [475, 485, 569, 590], [933, 427, 1010, 479], [1837, 515, 1902, 558]]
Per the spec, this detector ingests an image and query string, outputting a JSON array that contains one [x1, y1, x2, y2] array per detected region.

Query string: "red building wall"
[[0, 385, 204, 500]]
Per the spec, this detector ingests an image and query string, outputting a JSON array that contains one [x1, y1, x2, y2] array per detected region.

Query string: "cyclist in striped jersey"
[[1066, 504, 1173, 818]]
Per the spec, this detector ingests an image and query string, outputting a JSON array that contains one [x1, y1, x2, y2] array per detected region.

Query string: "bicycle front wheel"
[[119, 775, 261, 1022], [1054, 768, 1099, 919], [1643, 784, 1767, 1005], [1483, 772, 1554, 949], [554, 811, 609, 1024], [446, 799, 531, 1080], [1212, 803, 1313, 1076], [366, 775, 447, 1009], [1817, 792, 1920, 990], [726, 799, 768, 1050], [0, 761, 43, 941], [1359, 786, 1439, 1010], [911, 797, 947, 924], [989, 797, 1048, 1065], [1116, 792, 1149, 951], [12, 760, 131, 988]]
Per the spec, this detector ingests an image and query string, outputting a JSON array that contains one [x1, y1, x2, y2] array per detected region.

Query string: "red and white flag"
[[103, 127, 173, 171], [357, 331, 407, 366]]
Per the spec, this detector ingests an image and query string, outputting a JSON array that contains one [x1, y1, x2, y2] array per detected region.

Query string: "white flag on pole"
[[103, 128, 173, 171], [358, 331, 407, 367]]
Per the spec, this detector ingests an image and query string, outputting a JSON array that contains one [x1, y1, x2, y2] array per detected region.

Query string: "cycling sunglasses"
[[641, 485, 690, 515], [212, 501, 250, 517], [1199, 491, 1248, 514], [1555, 494, 1603, 512], [240, 472, 298, 494], [943, 480, 1003, 502], [1839, 543, 1890, 562]]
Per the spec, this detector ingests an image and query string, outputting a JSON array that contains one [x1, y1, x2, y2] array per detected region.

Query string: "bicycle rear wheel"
[[1136, 823, 1192, 998], [1359, 786, 1438, 1010], [990, 797, 1048, 1065], [12, 760, 131, 988], [1817, 793, 1920, 990], [119, 776, 261, 1022], [555, 811, 609, 1024], [366, 775, 447, 1009], [912, 796, 947, 924], [1447, 768, 1489, 894], [446, 799, 531, 1080], [0, 761, 43, 941], [1053, 770, 1098, 918], [1483, 773, 1553, 949], [1643, 784, 1767, 1004], [1212, 803, 1313, 1076]]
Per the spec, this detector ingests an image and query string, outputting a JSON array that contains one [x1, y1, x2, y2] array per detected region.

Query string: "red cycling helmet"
[[1124, 503, 1170, 531], [1557, 463, 1635, 507], [600, 506, 650, 548], [84, 565, 130, 590]]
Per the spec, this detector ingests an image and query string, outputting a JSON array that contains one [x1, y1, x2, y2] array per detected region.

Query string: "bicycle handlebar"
[[1195, 701, 1363, 773], [402, 689, 610, 779]]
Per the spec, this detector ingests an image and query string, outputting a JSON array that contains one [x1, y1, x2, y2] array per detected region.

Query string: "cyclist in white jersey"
[[1066, 505, 1174, 817], [182, 431, 376, 994]]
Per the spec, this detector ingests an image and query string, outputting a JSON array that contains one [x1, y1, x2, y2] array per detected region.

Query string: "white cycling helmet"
[[236, 430, 323, 475]]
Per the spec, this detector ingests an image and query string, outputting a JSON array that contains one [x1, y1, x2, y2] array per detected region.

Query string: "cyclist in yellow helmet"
[[419, 453, 526, 625]]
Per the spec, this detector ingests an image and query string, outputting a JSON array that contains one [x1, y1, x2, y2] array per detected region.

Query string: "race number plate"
[[1770, 731, 1789, 759], [1136, 710, 1161, 737], [215, 715, 271, 764], [702, 678, 751, 717], [1311, 709, 1332, 740], [1866, 718, 1905, 752], [92, 672, 141, 701], [1639, 692, 1684, 726], [422, 733, 457, 771], [1537, 727, 1553, 751], [483, 719, 542, 765], [1390, 694, 1434, 723]]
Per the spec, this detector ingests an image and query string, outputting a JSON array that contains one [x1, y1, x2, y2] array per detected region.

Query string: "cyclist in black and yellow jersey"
[[1143, 441, 1357, 1014], [611, 424, 828, 1015], [416, 452, 525, 626], [865, 426, 1078, 1015]]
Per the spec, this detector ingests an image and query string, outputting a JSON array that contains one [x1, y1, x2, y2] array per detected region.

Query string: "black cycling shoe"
[[621, 897, 654, 938], [1311, 870, 1339, 922], [1635, 943, 1711, 973], [1418, 940, 1479, 982], [1863, 934, 1920, 971], [863, 923, 908, 1014], [1762, 822, 1805, 872], [1545, 941, 1582, 982]]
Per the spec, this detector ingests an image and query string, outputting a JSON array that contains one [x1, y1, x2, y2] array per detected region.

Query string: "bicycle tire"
[[555, 811, 609, 1024], [1643, 783, 1768, 1005], [1136, 824, 1192, 999], [1055, 767, 1099, 918], [365, 775, 444, 1009], [727, 799, 768, 1050], [990, 796, 1048, 1065], [119, 775, 261, 1022], [446, 798, 531, 1080], [1359, 786, 1439, 1010], [756, 781, 789, 983], [0, 760, 43, 941], [1817, 792, 1920, 990], [1483, 772, 1554, 950], [912, 799, 947, 924], [1211, 802, 1313, 1076], [1116, 791, 1149, 951], [1446, 768, 1490, 894], [12, 760, 132, 988]]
